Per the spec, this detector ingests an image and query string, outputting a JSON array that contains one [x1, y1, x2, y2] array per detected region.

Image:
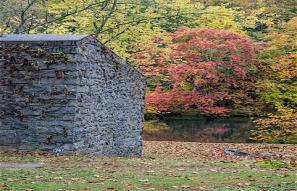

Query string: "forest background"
[[0, 0, 296, 144]]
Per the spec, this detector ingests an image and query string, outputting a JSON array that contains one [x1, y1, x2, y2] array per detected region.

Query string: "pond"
[[143, 117, 256, 143]]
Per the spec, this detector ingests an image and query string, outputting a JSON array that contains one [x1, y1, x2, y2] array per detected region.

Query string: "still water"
[[143, 117, 256, 143]]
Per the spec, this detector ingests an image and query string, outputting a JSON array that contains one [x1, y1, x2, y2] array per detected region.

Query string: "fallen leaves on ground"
[[143, 141, 297, 161], [1, 141, 296, 163]]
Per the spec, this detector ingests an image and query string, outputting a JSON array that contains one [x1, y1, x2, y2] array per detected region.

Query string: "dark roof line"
[[0, 34, 90, 42]]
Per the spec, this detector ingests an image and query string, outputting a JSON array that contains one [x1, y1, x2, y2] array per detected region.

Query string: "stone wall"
[[0, 37, 145, 156], [73, 37, 145, 156]]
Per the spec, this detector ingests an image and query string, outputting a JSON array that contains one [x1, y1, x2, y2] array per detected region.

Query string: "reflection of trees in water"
[[143, 121, 171, 141], [144, 118, 254, 143], [201, 127, 230, 135]]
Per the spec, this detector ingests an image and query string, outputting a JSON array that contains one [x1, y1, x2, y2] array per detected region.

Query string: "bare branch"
[[14, 0, 38, 33], [103, 26, 131, 44], [94, 0, 118, 38], [19, 0, 108, 33]]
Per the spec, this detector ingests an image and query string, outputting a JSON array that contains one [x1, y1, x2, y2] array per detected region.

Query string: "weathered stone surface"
[[0, 35, 146, 156]]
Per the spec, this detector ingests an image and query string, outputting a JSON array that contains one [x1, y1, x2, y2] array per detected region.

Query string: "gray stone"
[[0, 35, 146, 157]]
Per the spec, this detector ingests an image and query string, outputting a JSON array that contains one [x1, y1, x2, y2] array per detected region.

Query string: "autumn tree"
[[251, 63, 297, 143], [251, 17, 297, 143], [133, 28, 263, 116]]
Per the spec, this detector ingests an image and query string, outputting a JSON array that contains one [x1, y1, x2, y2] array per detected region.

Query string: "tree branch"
[[94, 0, 118, 38], [15, 0, 38, 33]]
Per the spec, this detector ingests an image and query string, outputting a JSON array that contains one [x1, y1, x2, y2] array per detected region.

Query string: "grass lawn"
[[0, 141, 297, 191]]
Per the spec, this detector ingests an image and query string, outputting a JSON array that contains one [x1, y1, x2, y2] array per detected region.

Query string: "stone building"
[[0, 34, 145, 156]]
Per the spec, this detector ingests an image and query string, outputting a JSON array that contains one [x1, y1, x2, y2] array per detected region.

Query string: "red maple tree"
[[133, 28, 263, 116]]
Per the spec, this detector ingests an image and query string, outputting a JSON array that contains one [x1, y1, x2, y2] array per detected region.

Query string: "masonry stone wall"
[[0, 36, 145, 156]]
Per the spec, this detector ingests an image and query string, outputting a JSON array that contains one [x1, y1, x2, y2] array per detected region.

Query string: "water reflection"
[[143, 117, 255, 143]]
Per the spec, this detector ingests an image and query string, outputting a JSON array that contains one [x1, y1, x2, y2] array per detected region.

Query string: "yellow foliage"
[[275, 52, 297, 80], [268, 17, 297, 51], [251, 107, 297, 143], [196, 6, 246, 35]]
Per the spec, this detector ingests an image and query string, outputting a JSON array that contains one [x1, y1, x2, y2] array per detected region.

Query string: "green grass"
[[0, 153, 296, 191]]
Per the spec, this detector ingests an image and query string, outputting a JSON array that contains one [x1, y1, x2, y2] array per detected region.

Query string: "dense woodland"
[[0, 0, 296, 143]]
